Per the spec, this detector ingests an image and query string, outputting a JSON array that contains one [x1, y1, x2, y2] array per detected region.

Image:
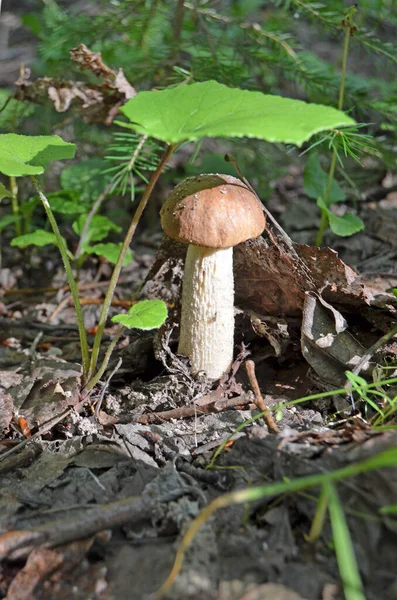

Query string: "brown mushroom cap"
[[160, 174, 266, 248]]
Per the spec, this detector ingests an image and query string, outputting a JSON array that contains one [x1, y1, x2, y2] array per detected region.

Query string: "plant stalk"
[[84, 327, 125, 392], [87, 144, 175, 383], [10, 176, 21, 236], [30, 176, 90, 380], [316, 6, 355, 246]]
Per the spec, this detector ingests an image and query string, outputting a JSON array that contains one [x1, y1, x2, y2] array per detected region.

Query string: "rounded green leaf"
[[72, 214, 122, 244], [10, 229, 58, 248], [328, 212, 365, 237], [112, 299, 167, 330], [86, 243, 133, 266], [120, 80, 356, 147], [0, 134, 76, 177]]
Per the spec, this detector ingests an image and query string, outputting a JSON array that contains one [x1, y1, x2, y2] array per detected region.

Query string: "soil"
[[1, 176, 397, 600]]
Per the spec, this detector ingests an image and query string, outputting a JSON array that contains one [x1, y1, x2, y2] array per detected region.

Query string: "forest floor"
[[0, 4, 397, 598], [1, 163, 397, 600]]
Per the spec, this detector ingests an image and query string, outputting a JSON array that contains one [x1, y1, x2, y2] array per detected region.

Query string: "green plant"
[[301, 6, 370, 245], [1, 81, 354, 387]]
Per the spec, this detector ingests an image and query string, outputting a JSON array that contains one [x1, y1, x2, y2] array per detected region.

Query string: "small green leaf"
[[86, 242, 133, 266], [11, 229, 58, 248], [0, 182, 12, 201], [316, 198, 364, 237], [112, 299, 167, 330], [47, 191, 86, 215], [328, 212, 365, 237], [120, 80, 355, 147], [304, 153, 345, 205], [72, 214, 121, 244], [0, 134, 76, 177]]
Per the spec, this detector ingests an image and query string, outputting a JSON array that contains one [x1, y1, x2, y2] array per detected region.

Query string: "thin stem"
[[30, 176, 90, 380], [84, 327, 125, 392], [10, 176, 21, 236], [315, 7, 355, 247], [87, 144, 175, 383], [75, 180, 113, 259]]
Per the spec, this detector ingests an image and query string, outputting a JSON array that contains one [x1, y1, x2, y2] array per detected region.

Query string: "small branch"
[[135, 393, 253, 424], [245, 360, 279, 434]]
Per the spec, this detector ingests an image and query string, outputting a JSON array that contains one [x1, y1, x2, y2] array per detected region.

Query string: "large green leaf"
[[120, 81, 355, 147], [112, 299, 167, 330], [0, 134, 76, 177]]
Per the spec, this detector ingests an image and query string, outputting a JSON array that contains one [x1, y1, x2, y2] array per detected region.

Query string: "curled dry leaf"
[[15, 44, 136, 125], [301, 293, 368, 386]]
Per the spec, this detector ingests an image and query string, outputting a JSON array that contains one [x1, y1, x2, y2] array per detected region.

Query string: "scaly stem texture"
[[31, 176, 90, 379], [87, 144, 175, 383], [316, 6, 356, 247]]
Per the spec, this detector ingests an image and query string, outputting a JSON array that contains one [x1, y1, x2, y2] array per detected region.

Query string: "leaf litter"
[[1, 196, 397, 600]]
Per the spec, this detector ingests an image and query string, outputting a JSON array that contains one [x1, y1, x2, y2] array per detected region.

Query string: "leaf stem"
[[9, 176, 21, 236], [316, 6, 356, 246], [87, 144, 175, 384], [84, 326, 125, 392], [30, 176, 90, 380]]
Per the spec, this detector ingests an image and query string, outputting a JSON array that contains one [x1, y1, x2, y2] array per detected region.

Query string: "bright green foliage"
[[86, 243, 132, 266], [120, 81, 355, 147], [112, 299, 168, 330], [316, 197, 364, 237], [0, 134, 76, 177], [72, 214, 121, 245], [304, 153, 345, 203], [11, 229, 60, 248]]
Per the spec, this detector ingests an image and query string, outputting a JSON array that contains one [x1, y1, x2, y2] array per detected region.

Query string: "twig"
[[245, 360, 280, 434], [135, 393, 252, 424], [0, 494, 154, 561]]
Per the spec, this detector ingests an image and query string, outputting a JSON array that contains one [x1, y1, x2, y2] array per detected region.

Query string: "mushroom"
[[160, 174, 266, 379]]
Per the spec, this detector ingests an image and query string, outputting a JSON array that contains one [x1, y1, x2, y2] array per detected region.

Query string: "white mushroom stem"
[[178, 244, 234, 379]]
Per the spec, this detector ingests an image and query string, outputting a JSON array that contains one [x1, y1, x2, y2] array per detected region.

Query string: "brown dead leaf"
[[5, 537, 96, 600], [15, 45, 135, 125], [301, 293, 368, 386]]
